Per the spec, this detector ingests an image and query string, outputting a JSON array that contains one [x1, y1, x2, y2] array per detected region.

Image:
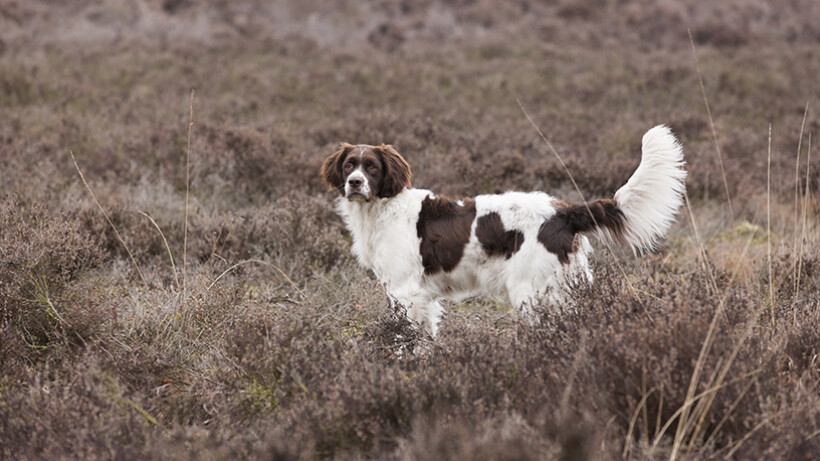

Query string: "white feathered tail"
[[610, 125, 687, 252]]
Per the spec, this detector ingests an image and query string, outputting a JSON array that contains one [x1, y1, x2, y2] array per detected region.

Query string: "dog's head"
[[321, 143, 412, 202]]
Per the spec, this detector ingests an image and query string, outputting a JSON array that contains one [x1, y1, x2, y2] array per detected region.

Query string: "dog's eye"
[[343, 162, 354, 171], [368, 164, 378, 173]]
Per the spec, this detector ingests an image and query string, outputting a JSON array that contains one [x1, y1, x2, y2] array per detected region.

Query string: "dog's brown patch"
[[321, 143, 356, 193], [538, 199, 625, 264], [374, 145, 412, 198], [417, 196, 477, 274], [476, 212, 524, 259]]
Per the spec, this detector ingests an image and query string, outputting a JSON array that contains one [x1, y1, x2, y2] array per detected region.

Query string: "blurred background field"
[[1, 1, 819, 459]]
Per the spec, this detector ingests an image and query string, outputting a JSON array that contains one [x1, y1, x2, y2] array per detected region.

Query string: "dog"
[[321, 126, 686, 336]]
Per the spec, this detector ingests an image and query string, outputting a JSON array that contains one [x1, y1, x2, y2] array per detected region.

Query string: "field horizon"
[[1, 1, 819, 459]]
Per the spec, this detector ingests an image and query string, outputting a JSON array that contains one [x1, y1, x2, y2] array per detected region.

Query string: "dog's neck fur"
[[336, 187, 428, 282]]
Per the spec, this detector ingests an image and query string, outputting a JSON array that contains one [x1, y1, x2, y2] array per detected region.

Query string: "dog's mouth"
[[346, 192, 371, 202]]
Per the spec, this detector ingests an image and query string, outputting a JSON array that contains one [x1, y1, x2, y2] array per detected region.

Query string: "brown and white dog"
[[321, 126, 686, 336]]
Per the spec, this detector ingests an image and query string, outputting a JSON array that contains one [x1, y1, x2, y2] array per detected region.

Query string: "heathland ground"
[[1, 1, 819, 459]]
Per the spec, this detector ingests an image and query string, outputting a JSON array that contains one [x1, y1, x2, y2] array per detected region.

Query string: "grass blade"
[[71, 152, 149, 289]]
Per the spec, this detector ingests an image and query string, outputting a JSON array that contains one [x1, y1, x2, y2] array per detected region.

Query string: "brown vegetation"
[[1, 0, 819, 459]]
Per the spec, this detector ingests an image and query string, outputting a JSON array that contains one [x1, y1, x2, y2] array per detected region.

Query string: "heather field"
[[2, 1, 820, 459]]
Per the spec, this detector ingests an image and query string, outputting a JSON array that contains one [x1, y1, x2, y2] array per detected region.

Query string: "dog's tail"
[[611, 125, 687, 251], [542, 126, 686, 260]]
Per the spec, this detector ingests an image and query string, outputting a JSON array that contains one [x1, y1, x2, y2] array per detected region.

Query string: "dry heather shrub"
[[732, 301, 820, 458], [692, 20, 751, 48], [736, 373, 820, 459], [102, 282, 247, 392], [521, 262, 820, 455], [0, 64, 39, 106], [117, 254, 813, 460], [76, 201, 170, 267], [187, 193, 350, 278], [222, 296, 430, 457], [77, 191, 350, 285], [225, 300, 349, 414], [770, 245, 820, 306], [0, 359, 173, 460], [395, 413, 585, 461], [215, 270, 603, 458], [1, 345, 269, 459], [236, 304, 567, 457], [363, 303, 429, 359], [196, 124, 317, 197], [784, 300, 820, 375], [0, 197, 106, 364], [310, 110, 426, 149], [591, 273, 761, 442]]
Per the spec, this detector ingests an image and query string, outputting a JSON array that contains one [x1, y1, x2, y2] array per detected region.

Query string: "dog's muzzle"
[[345, 173, 370, 201]]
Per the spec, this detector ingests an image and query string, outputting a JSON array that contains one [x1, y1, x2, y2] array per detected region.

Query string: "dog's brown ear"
[[321, 143, 355, 193], [375, 144, 412, 198]]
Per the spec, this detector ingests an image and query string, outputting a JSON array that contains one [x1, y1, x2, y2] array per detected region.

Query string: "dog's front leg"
[[387, 284, 442, 338]]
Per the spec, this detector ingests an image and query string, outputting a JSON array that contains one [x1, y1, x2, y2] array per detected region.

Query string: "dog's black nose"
[[348, 178, 363, 188]]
